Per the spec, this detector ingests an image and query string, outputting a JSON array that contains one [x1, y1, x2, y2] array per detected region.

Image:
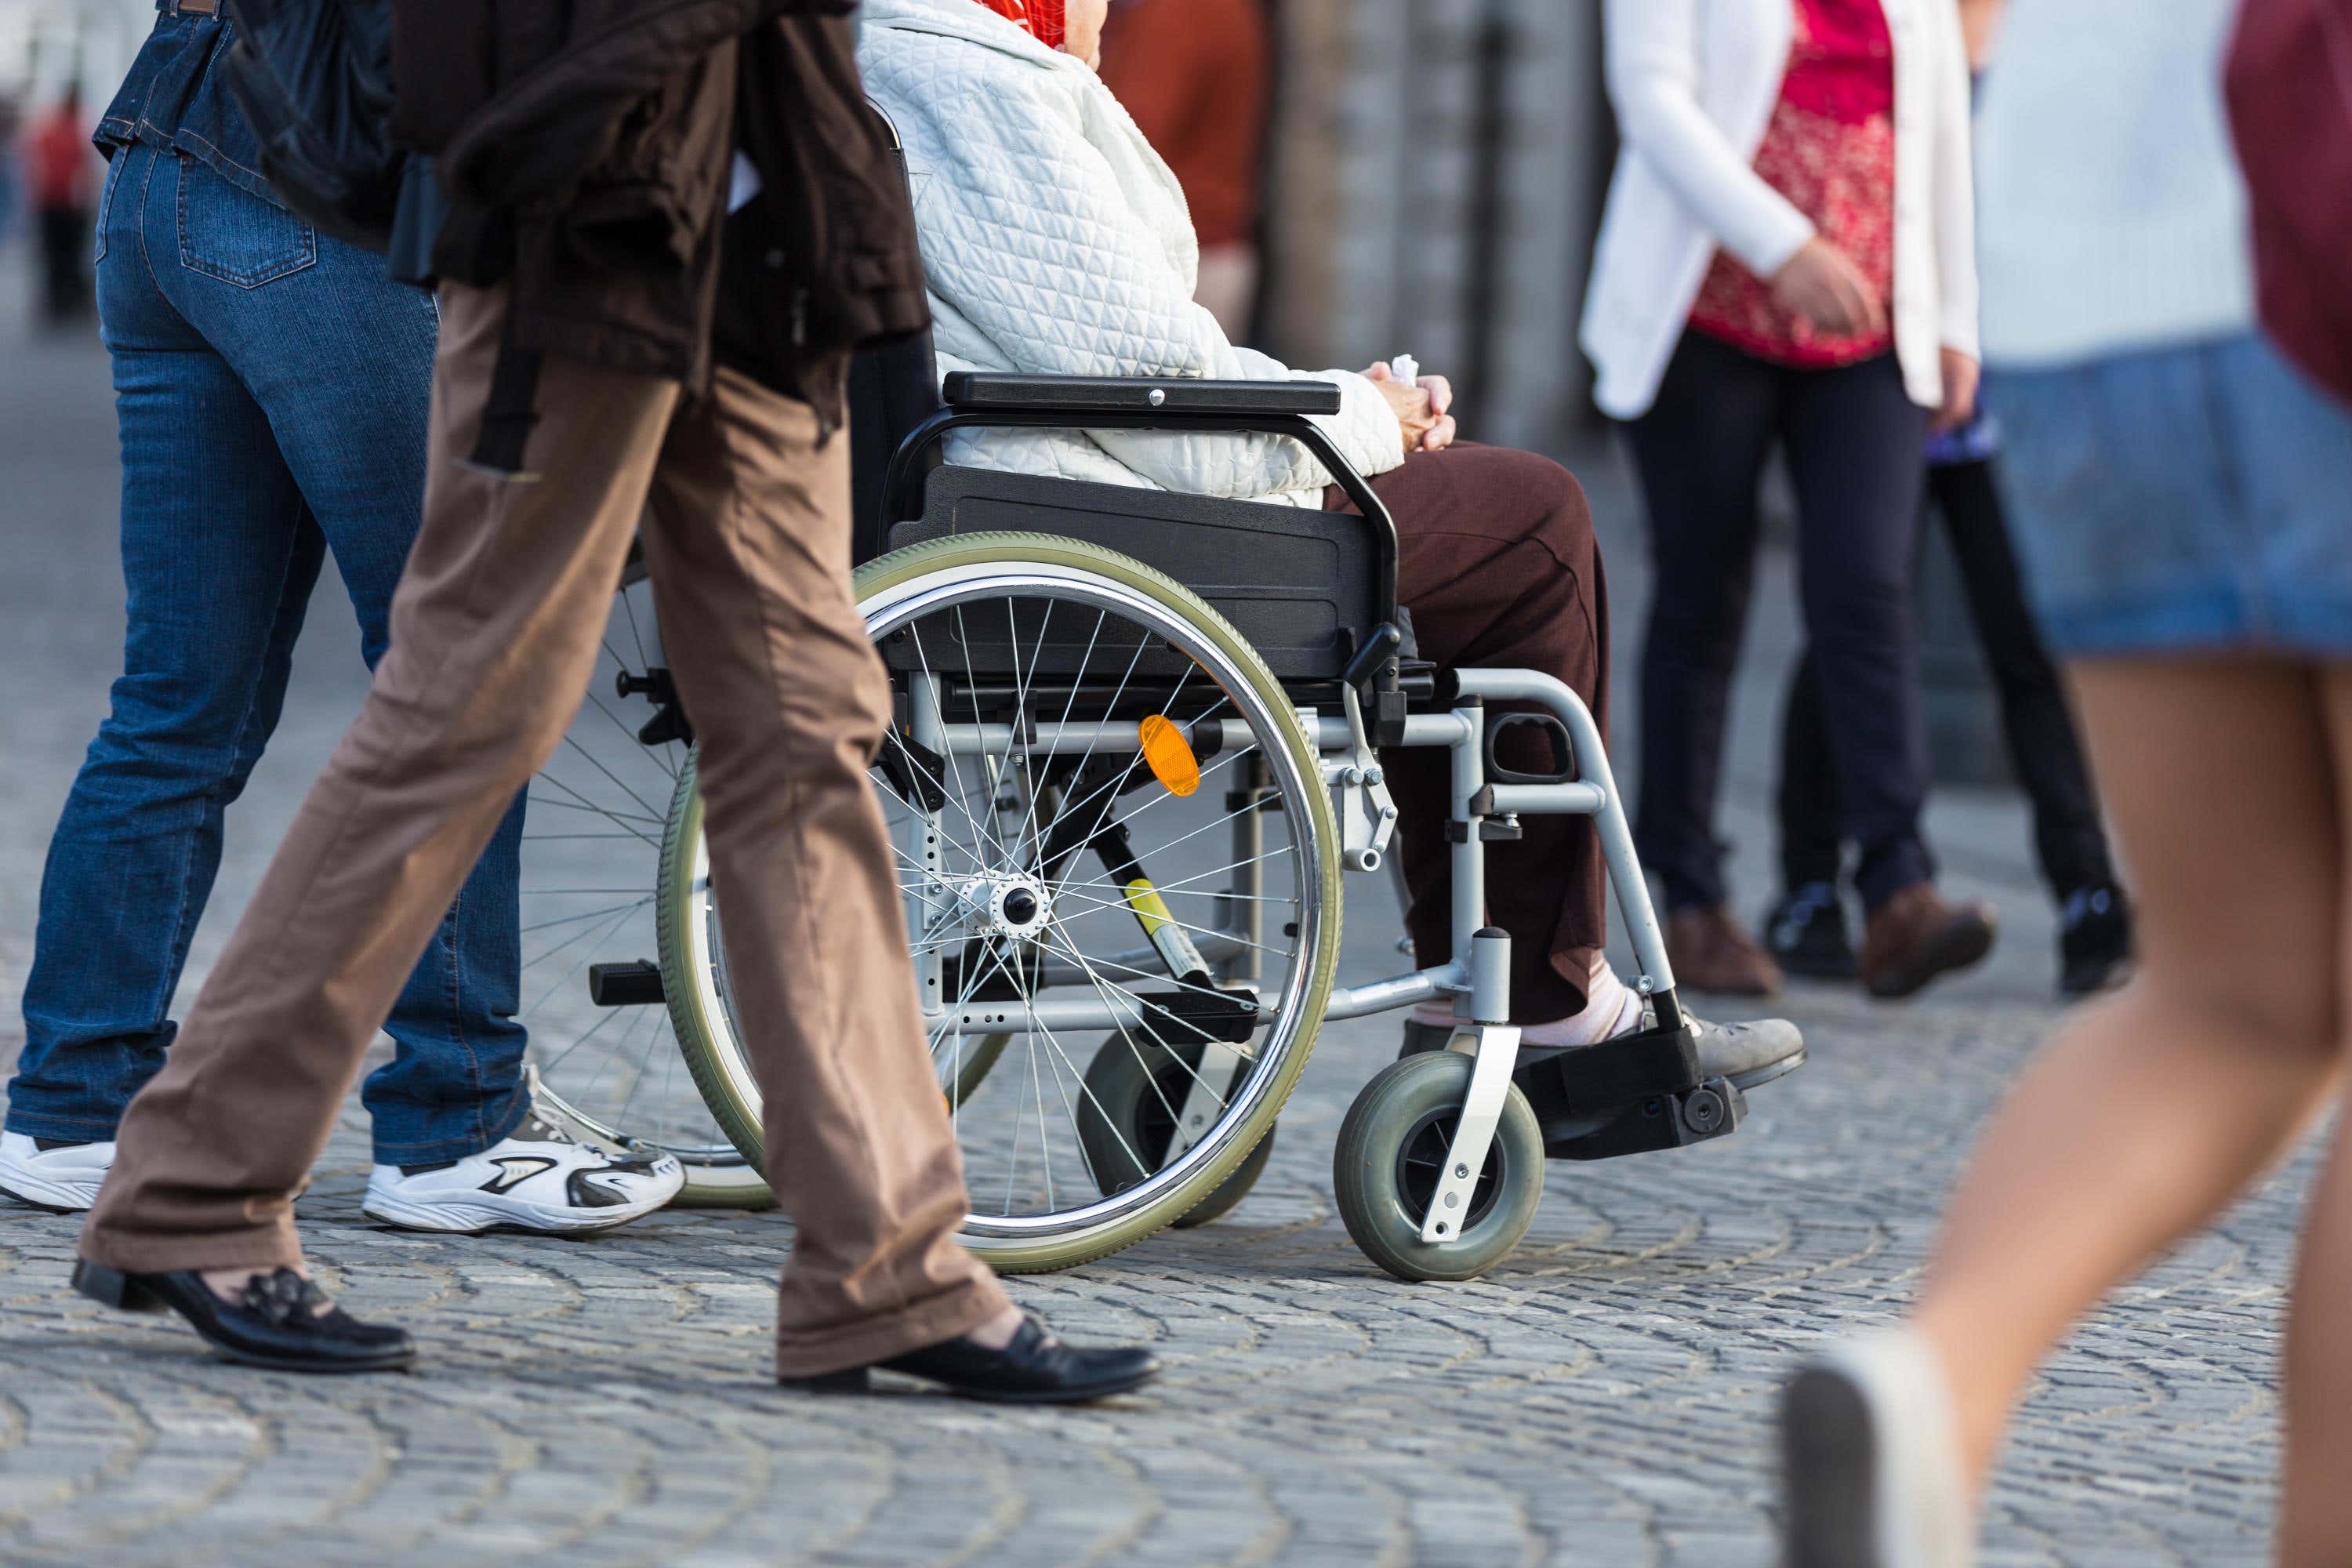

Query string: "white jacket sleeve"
[[906, 79, 1406, 499], [1604, 0, 1815, 278], [1928, 0, 1980, 359]]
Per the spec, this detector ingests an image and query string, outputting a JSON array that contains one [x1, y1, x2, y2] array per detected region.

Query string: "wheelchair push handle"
[[1483, 710, 1579, 787]]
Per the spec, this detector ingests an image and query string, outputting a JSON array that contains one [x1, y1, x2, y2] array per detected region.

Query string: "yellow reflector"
[[1138, 714, 1200, 797], [1123, 878, 1177, 936]]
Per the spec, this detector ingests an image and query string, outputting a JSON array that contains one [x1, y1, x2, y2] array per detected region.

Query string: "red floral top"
[[1688, 0, 1896, 367]]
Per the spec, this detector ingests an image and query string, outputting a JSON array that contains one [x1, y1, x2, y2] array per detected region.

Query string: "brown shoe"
[[1665, 905, 1784, 997], [1858, 884, 1998, 999]]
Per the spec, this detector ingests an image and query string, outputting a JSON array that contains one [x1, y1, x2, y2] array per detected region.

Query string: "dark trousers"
[[38, 205, 91, 321], [1626, 331, 1933, 914], [1329, 443, 1610, 1025], [1778, 456, 2117, 899]]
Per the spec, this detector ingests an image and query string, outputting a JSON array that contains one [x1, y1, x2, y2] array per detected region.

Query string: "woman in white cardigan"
[[856, 0, 1809, 1084], [1581, 0, 1993, 1003]]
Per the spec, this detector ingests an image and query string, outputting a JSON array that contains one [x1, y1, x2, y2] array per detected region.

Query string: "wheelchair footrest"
[[1509, 1021, 1747, 1161]]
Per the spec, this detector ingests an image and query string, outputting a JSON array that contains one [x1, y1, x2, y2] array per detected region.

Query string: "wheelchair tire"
[[1333, 1051, 1544, 1283], [1076, 1032, 1275, 1228], [517, 569, 778, 1210], [661, 532, 1343, 1272]]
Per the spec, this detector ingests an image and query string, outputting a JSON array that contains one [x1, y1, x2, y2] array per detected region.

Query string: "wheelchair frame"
[[873, 371, 1749, 1250]]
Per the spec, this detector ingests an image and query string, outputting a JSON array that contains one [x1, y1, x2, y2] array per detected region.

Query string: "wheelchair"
[[508, 116, 1788, 1283]]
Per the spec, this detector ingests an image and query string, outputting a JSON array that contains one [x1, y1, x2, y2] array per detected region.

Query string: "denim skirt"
[[1990, 331, 2352, 660]]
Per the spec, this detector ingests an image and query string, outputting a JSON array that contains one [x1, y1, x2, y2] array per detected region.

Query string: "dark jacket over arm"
[[390, 0, 928, 412]]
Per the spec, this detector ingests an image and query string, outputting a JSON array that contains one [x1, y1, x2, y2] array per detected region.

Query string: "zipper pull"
[[791, 288, 809, 347]]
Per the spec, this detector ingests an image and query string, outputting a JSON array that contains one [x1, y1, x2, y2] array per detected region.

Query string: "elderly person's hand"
[[1366, 361, 1459, 455]]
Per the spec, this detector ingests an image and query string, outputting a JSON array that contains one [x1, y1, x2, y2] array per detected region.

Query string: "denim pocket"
[[92, 147, 129, 265], [175, 153, 316, 289]]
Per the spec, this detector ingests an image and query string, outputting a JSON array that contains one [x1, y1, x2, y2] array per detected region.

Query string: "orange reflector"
[[1138, 714, 1200, 797]]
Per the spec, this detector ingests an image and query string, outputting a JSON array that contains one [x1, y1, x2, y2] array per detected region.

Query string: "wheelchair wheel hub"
[[959, 874, 1054, 940]]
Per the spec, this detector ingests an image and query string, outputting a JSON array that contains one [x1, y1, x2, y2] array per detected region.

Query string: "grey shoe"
[[1780, 1330, 1973, 1567], [1399, 1011, 1806, 1091], [1693, 1014, 1807, 1088]]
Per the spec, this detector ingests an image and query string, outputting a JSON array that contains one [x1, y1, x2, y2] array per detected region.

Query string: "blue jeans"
[[8, 143, 531, 1164], [1992, 332, 2352, 661]]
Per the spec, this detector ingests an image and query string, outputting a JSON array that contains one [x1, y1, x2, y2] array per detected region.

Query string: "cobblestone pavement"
[[0, 244, 2314, 1566]]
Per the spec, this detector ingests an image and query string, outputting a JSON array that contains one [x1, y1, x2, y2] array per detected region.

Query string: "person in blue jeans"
[[0, 5, 684, 1234]]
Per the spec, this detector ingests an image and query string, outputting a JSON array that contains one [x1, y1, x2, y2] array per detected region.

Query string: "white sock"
[[1410, 956, 1644, 1047]]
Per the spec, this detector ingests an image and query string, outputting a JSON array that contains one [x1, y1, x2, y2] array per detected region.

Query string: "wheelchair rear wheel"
[[517, 569, 772, 1207], [663, 532, 1344, 1271]]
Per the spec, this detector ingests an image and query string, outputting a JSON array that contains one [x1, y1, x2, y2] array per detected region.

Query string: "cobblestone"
[[0, 251, 2314, 1566]]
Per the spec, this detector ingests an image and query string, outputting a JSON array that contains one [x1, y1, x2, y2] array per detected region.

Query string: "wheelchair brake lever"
[[1324, 689, 1399, 874]]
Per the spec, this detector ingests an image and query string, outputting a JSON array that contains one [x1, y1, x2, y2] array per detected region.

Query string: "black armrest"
[[943, 372, 1343, 418]]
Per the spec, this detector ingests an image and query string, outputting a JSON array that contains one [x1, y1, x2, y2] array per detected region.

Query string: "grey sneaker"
[[363, 1112, 684, 1235], [1780, 1330, 1973, 1567], [1399, 1011, 1806, 1091]]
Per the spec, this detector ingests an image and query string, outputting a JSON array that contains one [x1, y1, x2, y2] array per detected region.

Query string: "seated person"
[[858, 0, 1802, 1083]]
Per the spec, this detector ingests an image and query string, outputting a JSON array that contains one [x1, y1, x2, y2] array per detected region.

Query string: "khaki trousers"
[[82, 282, 1011, 1377]]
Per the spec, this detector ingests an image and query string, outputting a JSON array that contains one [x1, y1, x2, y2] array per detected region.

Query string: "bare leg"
[[1907, 657, 2346, 1487], [2278, 667, 2352, 1564]]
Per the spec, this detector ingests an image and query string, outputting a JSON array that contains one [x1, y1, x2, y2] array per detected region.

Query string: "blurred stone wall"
[[1261, 0, 1610, 453]]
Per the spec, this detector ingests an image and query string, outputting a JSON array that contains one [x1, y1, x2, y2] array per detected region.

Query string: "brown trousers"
[[1330, 443, 1613, 1025], [82, 282, 1010, 1377]]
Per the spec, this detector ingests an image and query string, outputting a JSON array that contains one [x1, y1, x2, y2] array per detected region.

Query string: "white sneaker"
[[0, 1131, 115, 1211], [1780, 1330, 1973, 1568], [363, 1112, 684, 1235]]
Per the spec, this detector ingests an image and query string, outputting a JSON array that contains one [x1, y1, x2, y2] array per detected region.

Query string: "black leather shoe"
[[1762, 883, 1860, 982], [2059, 884, 2133, 997], [782, 1316, 1158, 1404], [73, 1261, 416, 1374]]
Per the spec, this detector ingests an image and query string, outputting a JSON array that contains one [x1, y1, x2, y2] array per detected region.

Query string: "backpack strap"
[[466, 310, 546, 480]]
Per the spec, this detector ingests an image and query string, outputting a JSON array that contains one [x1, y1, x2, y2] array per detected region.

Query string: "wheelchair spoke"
[[907, 620, 1021, 870], [670, 548, 1337, 1242], [1045, 885, 1297, 960], [522, 598, 760, 1189], [1034, 925, 1240, 1094]]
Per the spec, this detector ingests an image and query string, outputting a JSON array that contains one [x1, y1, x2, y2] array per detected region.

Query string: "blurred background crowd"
[[3, 0, 2019, 775], [24, 0, 1593, 430]]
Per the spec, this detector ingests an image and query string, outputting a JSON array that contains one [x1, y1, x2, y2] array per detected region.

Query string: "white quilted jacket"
[[858, 0, 1408, 507]]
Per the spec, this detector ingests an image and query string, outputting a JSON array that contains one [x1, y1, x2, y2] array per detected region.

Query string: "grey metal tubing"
[[1450, 667, 1679, 1001], [1481, 782, 1607, 817], [933, 717, 1359, 757], [1322, 961, 1468, 1022], [1394, 713, 1475, 749], [935, 994, 1157, 1033], [1033, 928, 1247, 989], [1449, 706, 1486, 1004], [1468, 930, 1512, 1025]]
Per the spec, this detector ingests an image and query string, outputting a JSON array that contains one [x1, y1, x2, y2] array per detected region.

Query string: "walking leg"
[[1907, 659, 2345, 1488], [635, 366, 1010, 1379], [80, 283, 677, 1274]]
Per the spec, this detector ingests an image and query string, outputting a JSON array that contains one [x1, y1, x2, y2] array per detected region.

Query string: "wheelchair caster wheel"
[[1078, 1034, 1272, 1227], [1333, 1051, 1544, 1282]]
